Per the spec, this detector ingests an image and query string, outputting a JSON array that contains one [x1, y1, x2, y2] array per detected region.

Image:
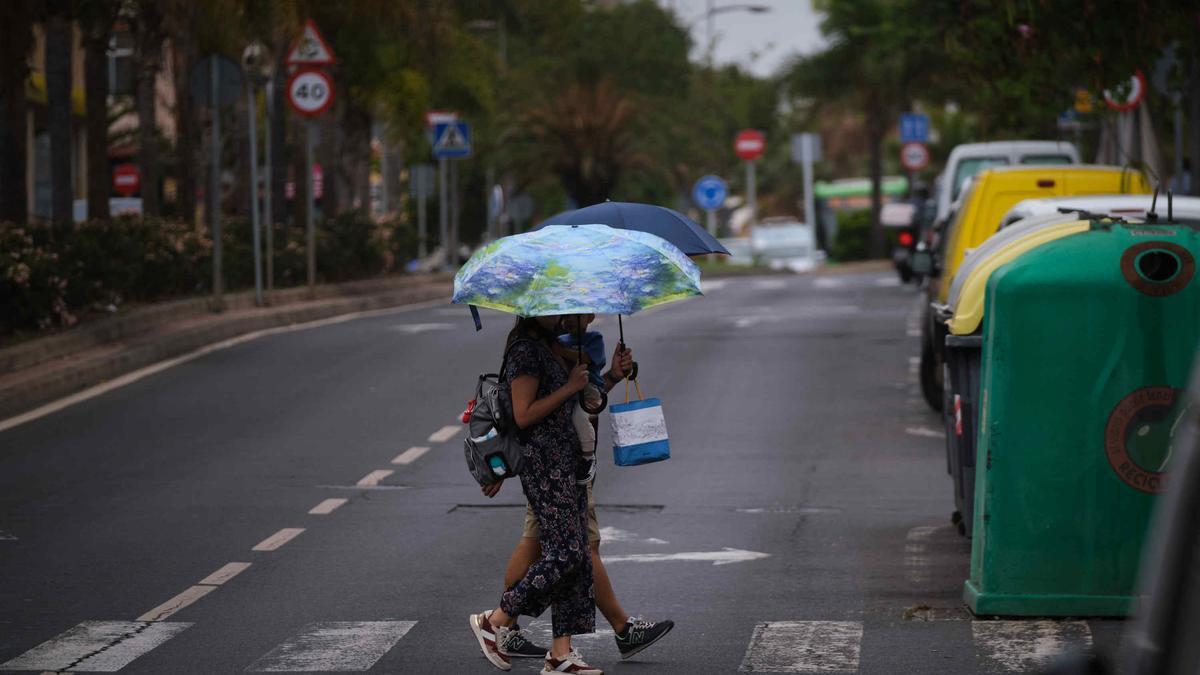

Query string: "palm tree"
[[0, 1, 36, 223], [45, 0, 75, 233], [131, 0, 164, 217], [80, 0, 119, 221]]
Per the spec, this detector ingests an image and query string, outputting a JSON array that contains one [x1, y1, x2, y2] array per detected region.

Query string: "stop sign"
[[734, 129, 765, 161], [113, 163, 140, 197]]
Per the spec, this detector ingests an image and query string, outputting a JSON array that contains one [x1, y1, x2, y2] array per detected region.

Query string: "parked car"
[[912, 164, 1152, 411], [1000, 193, 1200, 229], [750, 218, 822, 272], [932, 140, 1081, 229]]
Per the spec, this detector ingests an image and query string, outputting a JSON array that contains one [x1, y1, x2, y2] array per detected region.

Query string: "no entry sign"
[[287, 69, 334, 118], [112, 163, 140, 196], [735, 129, 765, 161]]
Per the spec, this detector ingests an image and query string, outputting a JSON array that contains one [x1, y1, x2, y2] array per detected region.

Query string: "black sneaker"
[[499, 623, 547, 659], [615, 616, 674, 659]]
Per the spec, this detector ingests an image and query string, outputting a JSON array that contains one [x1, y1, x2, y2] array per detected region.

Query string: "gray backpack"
[[464, 338, 532, 486]]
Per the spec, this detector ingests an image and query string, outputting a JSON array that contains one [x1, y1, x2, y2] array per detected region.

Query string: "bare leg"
[[591, 541, 629, 634]]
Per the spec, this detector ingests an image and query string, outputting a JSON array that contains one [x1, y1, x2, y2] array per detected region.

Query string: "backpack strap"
[[497, 336, 537, 383]]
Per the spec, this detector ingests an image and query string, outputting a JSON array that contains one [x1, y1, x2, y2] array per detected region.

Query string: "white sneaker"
[[469, 611, 512, 671], [541, 647, 602, 674]]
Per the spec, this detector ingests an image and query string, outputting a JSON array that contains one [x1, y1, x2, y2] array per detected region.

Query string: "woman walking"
[[470, 315, 603, 675]]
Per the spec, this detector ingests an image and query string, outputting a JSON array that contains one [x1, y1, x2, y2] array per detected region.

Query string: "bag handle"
[[623, 377, 645, 403]]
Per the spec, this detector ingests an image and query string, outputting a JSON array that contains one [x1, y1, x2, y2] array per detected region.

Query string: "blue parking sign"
[[692, 175, 727, 211], [899, 113, 929, 144]]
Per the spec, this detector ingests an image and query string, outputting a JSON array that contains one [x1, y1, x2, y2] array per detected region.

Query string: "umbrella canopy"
[[452, 224, 701, 317], [540, 201, 731, 256]]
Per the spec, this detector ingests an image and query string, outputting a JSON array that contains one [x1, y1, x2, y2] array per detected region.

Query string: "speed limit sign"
[[899, 142, 929, 172], [287, 69, 334, 118]]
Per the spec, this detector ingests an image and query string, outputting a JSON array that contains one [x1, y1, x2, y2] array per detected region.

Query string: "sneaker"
[[575, 453, 597, 485], [615, 616, 674, 659], [500, 623, 547, 659], [469, 611, 511, 671], [541, 648, 602, 674]]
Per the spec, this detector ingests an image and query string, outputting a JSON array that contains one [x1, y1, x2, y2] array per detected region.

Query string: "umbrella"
[[540, 201, 731, 256], [453, 224, 702, 412]]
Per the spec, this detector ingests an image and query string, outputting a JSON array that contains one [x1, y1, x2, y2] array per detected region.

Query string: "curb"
[[0, 279, 451, 422]]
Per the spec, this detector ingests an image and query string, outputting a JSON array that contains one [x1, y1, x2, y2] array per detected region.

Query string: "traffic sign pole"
[[263, 80, 273, 293], [210, 57, 223, 308], [438, 157, 448, 270], [306, 119, 316, 291], [706, 209, 717, 237], [246, 78, 263, 307], [800, 134, 816, 231], [746, 160, 757, 228]]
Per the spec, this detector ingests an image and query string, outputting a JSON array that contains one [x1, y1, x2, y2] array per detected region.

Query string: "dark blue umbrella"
[[540, 201, 730, 256]]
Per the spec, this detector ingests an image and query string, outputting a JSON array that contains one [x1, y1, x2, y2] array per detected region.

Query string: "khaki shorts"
[[523, 481, 600, 543]]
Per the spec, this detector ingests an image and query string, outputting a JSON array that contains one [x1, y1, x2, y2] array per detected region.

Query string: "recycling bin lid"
[[947, 219, 1091, 335], [948, 212, 1081, 308]]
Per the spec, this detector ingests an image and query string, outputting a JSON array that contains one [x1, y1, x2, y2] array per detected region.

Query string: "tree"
[[130, 0, 165, 217], [0, 1, 37, 223], [46, 0, 75, 232], [166, 0, 197, 222], [80, 0, 119, 221]]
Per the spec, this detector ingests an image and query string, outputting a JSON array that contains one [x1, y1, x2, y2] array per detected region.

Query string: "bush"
[[831, 210, 872, 262], [0, 211, 423, 337]]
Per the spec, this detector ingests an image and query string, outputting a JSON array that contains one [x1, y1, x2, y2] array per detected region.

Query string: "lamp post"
[[686, 2, 770, 69]]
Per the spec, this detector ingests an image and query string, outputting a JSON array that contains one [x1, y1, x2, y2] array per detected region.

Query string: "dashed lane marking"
[[0, 620, 192, 672], [427, 425, 461, 444], [198, 561, 252, 586], [906, 426, 945, 439], [391, 446, 430, 465], [813, 277, 845, 289], [0, 299, 448, 435], [701, 279, 728, 292], [309, 498, 348, 515], [973, 620, 1092, 672], [246, 621, 416, 672], [355, 470, 394, 487], [874, 276, 901, 287], [739, 621, 863, 672], [754, 279, 789, 291], [137, 585, 217, 622], [252, 528, 305, 552]]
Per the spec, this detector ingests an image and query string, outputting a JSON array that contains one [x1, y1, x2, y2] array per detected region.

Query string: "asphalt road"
[[0, 271, 1120, 674]]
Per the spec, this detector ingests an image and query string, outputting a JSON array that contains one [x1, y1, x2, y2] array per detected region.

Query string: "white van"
[[933, 141, 1081, 226]]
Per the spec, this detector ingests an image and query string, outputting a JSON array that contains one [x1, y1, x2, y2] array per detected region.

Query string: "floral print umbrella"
[[452, 224, 701, 317]]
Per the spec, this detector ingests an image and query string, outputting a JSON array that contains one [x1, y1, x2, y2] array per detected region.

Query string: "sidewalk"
[[0, 274, 452, 422]]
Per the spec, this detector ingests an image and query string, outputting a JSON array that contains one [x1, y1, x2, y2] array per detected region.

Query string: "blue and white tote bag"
[[610, 380, 670, 466]]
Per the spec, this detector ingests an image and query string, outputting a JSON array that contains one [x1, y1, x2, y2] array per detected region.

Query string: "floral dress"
[[498, 338, 595, 638]]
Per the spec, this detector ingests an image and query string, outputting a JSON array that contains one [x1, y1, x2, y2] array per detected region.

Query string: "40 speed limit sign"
[[287, 69, 334, 118]]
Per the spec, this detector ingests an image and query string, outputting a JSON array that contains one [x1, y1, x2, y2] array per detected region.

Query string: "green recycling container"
[[965, 221, 1200, 617]]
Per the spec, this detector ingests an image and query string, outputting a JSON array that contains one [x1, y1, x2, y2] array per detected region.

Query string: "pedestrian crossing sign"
[[432, 121, 472, 159]]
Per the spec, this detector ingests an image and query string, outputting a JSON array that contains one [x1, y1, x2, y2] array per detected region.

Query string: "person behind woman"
[[470, 315, 603, 675]]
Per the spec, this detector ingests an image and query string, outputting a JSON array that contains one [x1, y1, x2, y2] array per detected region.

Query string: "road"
[[0, 270, 1118, 673]]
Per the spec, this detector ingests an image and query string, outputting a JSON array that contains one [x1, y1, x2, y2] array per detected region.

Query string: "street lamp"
[[686, 2, 771, 68]]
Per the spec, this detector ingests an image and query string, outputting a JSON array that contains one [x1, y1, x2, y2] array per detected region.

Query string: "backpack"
[[463, 338, 532, 486]]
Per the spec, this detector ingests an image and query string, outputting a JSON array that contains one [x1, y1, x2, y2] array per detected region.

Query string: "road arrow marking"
[[602, 547, 769, 566]]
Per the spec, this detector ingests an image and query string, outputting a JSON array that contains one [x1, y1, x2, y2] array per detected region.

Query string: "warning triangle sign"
[[286, 19, 336, 66]]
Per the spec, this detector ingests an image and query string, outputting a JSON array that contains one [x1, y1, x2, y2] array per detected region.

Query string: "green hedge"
[[1, 211, 419, 336]]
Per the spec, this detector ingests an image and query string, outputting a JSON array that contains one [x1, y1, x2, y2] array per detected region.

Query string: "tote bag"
[[610, 380, 670, 466]]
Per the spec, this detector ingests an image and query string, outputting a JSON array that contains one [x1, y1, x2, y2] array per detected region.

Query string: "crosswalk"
[[0, 616, 1095, 672]]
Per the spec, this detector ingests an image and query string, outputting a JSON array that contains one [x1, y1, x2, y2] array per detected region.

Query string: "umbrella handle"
[[580, 389, 608, 415], [619, 339, 639, 382]]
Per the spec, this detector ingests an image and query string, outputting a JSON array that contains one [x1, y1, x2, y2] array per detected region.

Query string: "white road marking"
[[754, 279, 789, 291], [597, 526, 669, 546], [0, 529, 17, 540], [137, 585, 217, 622], [907, 329, 922, 337], [355, 469, 394, 487], [973, 620, 1092, 672], [252, 528, 305, 552], [427, 425, 461, 444], [733, 315, 783, 329], [198, 562, 252, 586], [246, 621, 416, 672], [701, 279, 728, 292], [0, 620, 192, 672], [813, 277, 844, 289], [309, 498, 348, 515], [906, 426, 945, 439], [392, 322, 454, 334], [0, 299, 449, 434], [603, 547, 769, 566], [739, 621, 863, 672], [874, 276, 901, 287], [905, 525, 942, 586], [391, 446, 430, 465], [523, 619, 614, 652]]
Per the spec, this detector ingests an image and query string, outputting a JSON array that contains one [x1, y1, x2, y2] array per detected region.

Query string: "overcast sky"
[[664, 0, 827, 78]]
